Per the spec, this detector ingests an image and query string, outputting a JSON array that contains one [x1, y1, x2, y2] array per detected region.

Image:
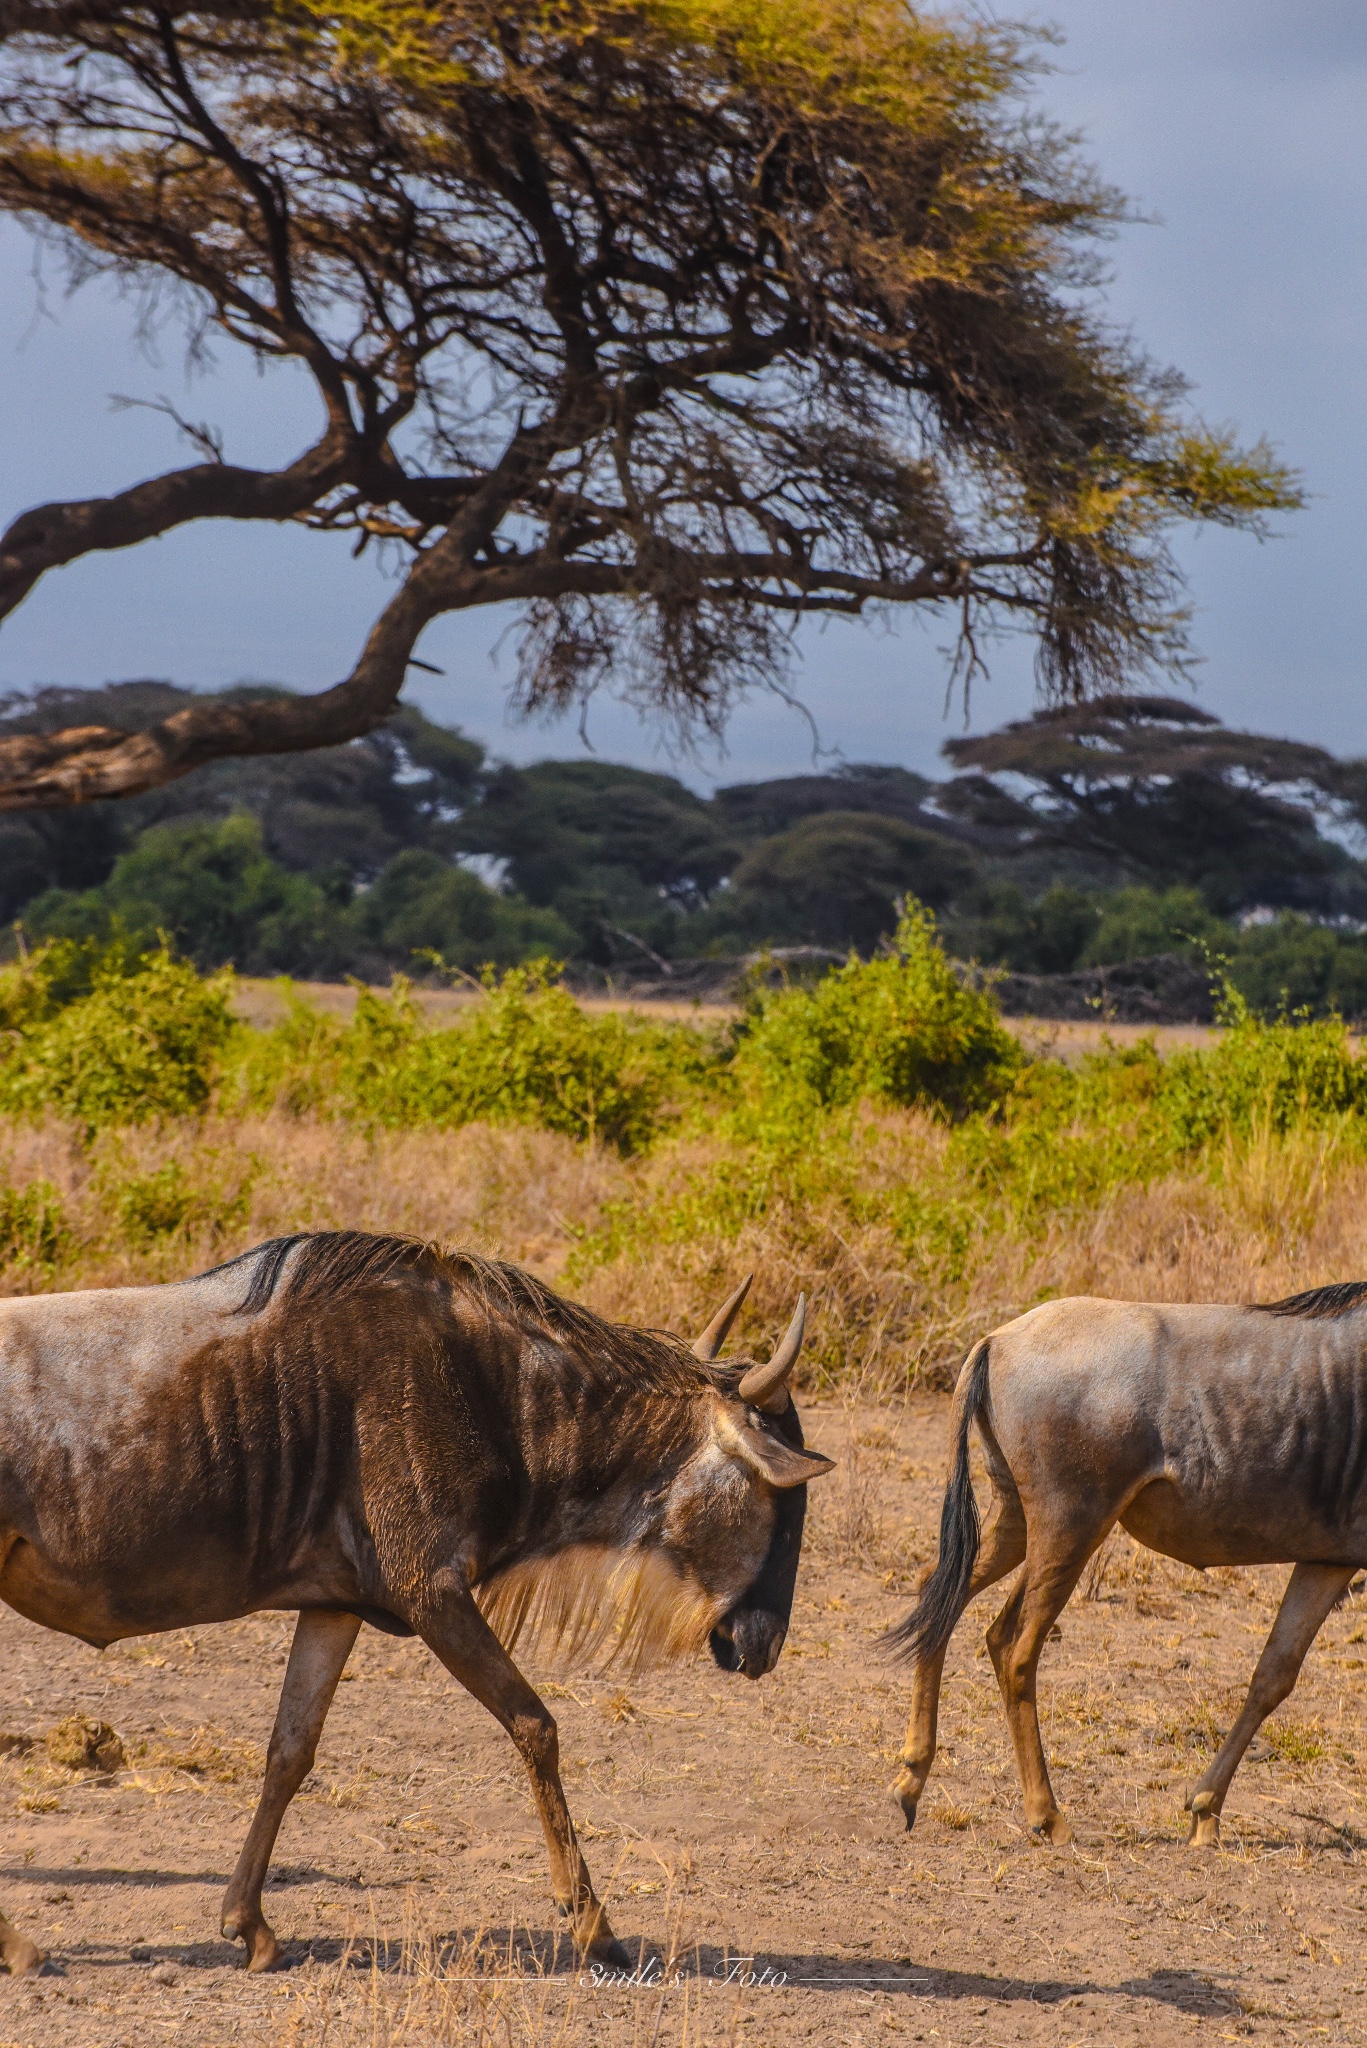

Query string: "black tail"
[[884, 1340, 991, 1663]]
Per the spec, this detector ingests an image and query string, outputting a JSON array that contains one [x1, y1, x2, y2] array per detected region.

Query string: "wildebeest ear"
[[726, 1417, 836, 1490]]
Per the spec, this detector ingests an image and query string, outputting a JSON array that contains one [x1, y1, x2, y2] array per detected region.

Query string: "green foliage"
[[730, 903, 1022, 1121], [1082, 886, 1230, 966], [0, 684, 487, 923], [705, 813, 978, 954], [1228, 916, 1367, 1023], [347, 849, 574, 970], [943, 697, 1366, 923], [953, 996, 1367, 1226], [945, 882, 1102, 976], [238, 963, 718, 1153], [26, 815, 577, 978], [13, 691, 1367, 986], [0, 944, 235, 1132], [110, 1162, 197, 1244], [97, 1151, 257, 1248], [8, 904, 1367, 1367], [570, 943, 1367, 1308], [29, 814, 341, 972], [0, 1178, 67, 1272], [0, 928, 151, 1029]]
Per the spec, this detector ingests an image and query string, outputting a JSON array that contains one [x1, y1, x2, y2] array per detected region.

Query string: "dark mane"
[[199, 1230, 710, 1395], [190, 1236, 305, 1316], [1258, 1280, 1367, 1322]]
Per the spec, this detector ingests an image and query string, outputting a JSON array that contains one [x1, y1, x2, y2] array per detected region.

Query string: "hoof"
[[586, 1934, 633, 1972], [2, 1936, 45, 1977], [224, 1916, 283, 1973], [1030, 1811, 1073, 1847], [1186, 1792, 1220, 1849], [891, 1772, 919, 1833], [574, 1902, 628, 1971]]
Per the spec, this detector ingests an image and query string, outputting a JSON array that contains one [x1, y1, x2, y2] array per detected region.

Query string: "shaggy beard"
[[476, 1545, 722, 1675]]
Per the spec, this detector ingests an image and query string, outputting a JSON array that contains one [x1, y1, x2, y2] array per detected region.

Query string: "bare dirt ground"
[[2, 1399, 1366, 2048]]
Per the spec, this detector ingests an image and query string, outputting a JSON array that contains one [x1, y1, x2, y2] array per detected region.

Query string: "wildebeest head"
[[664, 1278, 834, 1681], [472, 1262, 833, 1678]]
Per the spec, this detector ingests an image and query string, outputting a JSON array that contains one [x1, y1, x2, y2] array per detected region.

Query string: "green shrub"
[[1157, 994, 1367, 1145], [945, 881, 1102, 975], [1081, 885, 1229, 967], [349, 849, 575, 969], [0, 929, 152, 1031], [0, 1179, 67, 1272], [731, 902, 1021, 1122], [26, 814, 344, 974], [1228, 915, 1367, 1021], [237, 963, 718, 1152], [0, 946, 235, 1132], [99, 1152, 258, 1249]]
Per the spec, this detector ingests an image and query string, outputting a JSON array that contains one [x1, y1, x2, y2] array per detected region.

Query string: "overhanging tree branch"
[[0, 0, 1301, 811], [0, 427, 356, 622]]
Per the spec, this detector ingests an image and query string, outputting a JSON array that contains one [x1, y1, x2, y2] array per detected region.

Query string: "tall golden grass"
[[7, 1106, 1367, 1391]]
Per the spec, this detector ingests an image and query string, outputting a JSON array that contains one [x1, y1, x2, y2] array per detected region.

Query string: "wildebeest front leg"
[[419, 1583, 628, 1968], [1185, 1561, 1355, 1849], [221, 1608, 362, 1970], [987, 1533, 1095, 1845]]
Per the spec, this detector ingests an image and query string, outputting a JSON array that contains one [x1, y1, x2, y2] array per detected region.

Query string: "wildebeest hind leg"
[[987, 1532, 1097, 1844], [892, 1498, 1027, 1829], [221, 1609, 362, 1970], [419, 1580, 629, 1969], [1185, 1561, 1354, 1849]]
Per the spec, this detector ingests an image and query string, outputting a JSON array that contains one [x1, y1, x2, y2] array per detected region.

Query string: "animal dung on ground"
[[45, 1715, 126, 1773]]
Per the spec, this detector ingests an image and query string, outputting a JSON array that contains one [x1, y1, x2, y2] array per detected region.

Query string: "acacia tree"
[[940, 696, 1367, 914], [0, 0, 1297, 809]]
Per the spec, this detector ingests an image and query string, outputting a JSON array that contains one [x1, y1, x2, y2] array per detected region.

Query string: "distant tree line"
[[7, 685, 1367, 1018]]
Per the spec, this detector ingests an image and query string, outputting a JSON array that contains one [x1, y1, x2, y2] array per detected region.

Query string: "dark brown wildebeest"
[[0, 1231, 833, 1975], [888, 1286, 1367, 1848]]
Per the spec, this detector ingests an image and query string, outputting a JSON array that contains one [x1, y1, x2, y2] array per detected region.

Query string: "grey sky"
[[1, 2, 1363, 787]]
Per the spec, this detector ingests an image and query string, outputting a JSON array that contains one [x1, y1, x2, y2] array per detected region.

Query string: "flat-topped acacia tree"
[[0, 0, 1298, 809]]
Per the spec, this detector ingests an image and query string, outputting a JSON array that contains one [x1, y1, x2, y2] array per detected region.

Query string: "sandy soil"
[[1, 1399, 1366, 2047]]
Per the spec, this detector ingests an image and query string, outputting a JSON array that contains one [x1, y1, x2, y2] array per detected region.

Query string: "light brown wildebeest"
[[887, 1284, 1367, 1848], [0, 1230, 833, 1975]]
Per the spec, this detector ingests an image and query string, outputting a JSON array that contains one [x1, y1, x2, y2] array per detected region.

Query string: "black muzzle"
[[710, 1609, 787, 1680]]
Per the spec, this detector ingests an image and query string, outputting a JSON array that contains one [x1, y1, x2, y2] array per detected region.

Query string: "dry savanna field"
[[4, 955, 1367, 2045]]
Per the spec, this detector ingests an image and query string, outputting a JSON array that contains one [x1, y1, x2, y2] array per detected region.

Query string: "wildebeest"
[[0, 1231, 833, 1975], [888, 1285, 1367, 1848]]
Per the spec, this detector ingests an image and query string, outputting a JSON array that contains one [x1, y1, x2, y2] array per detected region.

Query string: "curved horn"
[[691, 1273, 753, 1361], [737, 1295, 806, 1413]]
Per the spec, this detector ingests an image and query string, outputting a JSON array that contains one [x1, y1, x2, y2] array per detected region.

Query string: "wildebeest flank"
[[0, 1232, 833, 1974], [889, 1283, 1367, 1851]]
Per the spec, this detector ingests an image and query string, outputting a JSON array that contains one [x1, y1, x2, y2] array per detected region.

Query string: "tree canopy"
[[0, 681, 482, 918], [940, 695, 1367, 918], [12, 681, 1367, 1013], [0, 0, 1297, 808]]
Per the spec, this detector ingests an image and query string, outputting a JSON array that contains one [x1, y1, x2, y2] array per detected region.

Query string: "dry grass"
[[806, 1414, 897, 1573], [271, 1900, 745, 2048], [0, 1113, 630, 1294], [135, 1725, 266, 1784], [8, 1107, 1367, 1393]]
